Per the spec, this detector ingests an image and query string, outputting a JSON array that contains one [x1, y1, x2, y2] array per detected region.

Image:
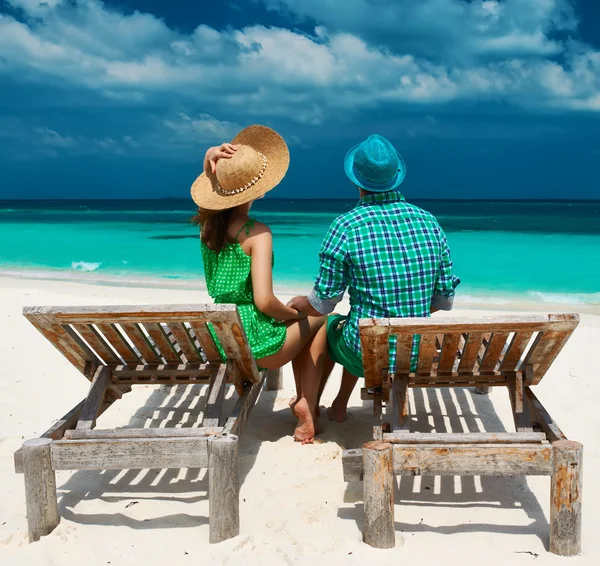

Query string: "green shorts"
[[327, 314, 364, 377]]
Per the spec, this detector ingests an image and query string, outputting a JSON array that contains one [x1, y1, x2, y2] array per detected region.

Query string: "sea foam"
[[71, 261, 101, 272]]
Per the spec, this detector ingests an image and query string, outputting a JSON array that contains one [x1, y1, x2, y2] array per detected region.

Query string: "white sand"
[[0, 275, 598, 565]]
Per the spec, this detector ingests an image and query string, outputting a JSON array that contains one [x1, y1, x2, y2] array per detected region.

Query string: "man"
[[288, 134, 459, 421]]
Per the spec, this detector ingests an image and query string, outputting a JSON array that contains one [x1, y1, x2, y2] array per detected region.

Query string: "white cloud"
[[0, 0, 598, 126]]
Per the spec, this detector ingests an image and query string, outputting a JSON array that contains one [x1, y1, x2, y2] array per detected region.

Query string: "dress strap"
[[234, 219, 255, 241]]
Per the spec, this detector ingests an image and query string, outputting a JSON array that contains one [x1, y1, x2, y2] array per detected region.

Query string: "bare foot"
[[292, 397, 315, 444], [327, 404, 350, 423]]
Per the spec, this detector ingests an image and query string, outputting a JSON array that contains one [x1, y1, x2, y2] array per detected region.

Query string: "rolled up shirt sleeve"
[[308, 219, 349, 315], [432, 230, 460, 311]]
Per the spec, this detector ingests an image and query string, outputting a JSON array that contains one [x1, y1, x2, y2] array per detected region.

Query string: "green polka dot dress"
[[200, 219, 286, 361]]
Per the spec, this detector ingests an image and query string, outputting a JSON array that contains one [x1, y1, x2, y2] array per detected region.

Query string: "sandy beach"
[[0, 275, 598, 565]]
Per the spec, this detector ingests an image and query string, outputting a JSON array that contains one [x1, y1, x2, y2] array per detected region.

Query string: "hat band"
[[216, 152, 268, 196], [352, 163, 398, 190]]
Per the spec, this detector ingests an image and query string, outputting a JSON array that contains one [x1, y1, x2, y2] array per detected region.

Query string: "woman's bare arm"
[[249, 225, 304, 321]]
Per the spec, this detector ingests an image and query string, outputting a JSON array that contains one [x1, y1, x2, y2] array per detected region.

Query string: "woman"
[[191, 125, 327, 444]]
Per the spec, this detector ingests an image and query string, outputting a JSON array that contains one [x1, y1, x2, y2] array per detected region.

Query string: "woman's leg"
[[257, 316, 327, 443]]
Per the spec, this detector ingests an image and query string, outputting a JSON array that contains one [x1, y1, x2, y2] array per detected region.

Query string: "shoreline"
[[1, 270, 599, 316]]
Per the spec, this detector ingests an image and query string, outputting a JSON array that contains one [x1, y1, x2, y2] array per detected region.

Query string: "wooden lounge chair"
[[13, 304, 282, 544], [342, 314, 582, 556]]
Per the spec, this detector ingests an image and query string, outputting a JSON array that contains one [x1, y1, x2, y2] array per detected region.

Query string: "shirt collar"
[[359, 190, 405, 205]]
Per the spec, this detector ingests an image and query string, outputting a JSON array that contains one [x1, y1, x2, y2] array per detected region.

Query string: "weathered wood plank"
[[525, 330, 575, 385], [383, 432, 547, 444], [211, 321, 261, 389], [363, 441, 395, 549], [23, 308, 91, 373], [458, 333, 484, 373], [437, 333, 461, 375], [416, 334, 436, 375], [507, 372, 534, 432], [119, 323, 163, 364], [361, 314, 580, 334], [392, 375, 410, 432], [342, 449, 364, 482], [144, 323, 182, 364], [48, 303, 239, 324], [550, 440, 583, 556], [479, 332, 510, 373], [50, 437, 209, 470], [393, 443, 553, 476], [111, 362, 216, 378], [202, 364, 228, 428], [96, 323, 141, 364], [63, 427, 220, 439], [190, 322, 221, 362], [361, 328, 388, 389], [71, 324, 122, 364], [76, 366, 110, 430], [222, 372, 266, 436], [394, 333, 413, 375], [168, 323, 202, 363], [208, 435, 240, 543], [372, 389, 383, 441], [525, 387, 566, 443], [344, 444, 554, 479], [22, 438, 60, 542], [500, 331, 533, 372]]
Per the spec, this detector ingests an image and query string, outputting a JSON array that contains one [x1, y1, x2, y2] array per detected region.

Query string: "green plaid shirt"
[[308, 191, 459, 361]]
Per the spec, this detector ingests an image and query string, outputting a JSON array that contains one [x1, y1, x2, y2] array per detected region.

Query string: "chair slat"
[[71, 324, 121, 364], [394, 334, 413, 375], [96, 323, 141, 365], [212, 320, 261, 385], [524, 330, 572, 385], [458, 333, 484, 373], [416, 334, 436, 375], [190, 322, 221, 362], [119, 323, 163, 364], [437, 333, 461, 374], [144, 323, 182, 364], [500, 332, 533, 372], [361, 329, 389, 387], [168, 323, 203, 363], [479, 332, 510, 373]]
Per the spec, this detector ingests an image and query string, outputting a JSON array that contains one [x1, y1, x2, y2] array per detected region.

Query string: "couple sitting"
[[191, 125, 459, 444]]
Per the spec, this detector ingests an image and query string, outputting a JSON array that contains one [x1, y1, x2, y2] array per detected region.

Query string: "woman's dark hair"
[[192, 208, 235, 253]]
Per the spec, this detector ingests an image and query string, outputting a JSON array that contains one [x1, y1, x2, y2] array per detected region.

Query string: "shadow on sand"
[[57, 382, 278, 530], [331, 386, 550, 545]]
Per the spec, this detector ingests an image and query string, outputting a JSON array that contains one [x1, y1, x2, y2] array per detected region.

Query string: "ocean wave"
[[71, 261, 101, 272], [527, 291, 600, 305]]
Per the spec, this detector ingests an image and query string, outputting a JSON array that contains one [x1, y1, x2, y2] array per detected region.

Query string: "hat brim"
[[344, 144, 406, 192], [191, 125, 290, 210]]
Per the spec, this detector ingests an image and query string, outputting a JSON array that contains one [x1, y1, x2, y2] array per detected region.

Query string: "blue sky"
[[0, 0, 599, 199]]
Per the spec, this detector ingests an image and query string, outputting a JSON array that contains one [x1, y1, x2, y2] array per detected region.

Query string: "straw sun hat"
[[191, 125, 290, 210]]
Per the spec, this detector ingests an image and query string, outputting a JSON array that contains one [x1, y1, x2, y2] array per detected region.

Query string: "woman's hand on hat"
[[204, 143, 238, 175]]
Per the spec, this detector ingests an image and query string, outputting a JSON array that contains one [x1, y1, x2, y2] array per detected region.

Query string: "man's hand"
[[287, 295, 325, 318], [204, 143, 237, 174]]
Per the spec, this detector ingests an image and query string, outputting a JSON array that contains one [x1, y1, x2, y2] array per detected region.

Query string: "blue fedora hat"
[[344, 134, 406, 192]]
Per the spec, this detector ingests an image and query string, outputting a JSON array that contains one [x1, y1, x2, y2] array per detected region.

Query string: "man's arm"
[[287, 219, 349, 316], [431, 229, 460, 312]]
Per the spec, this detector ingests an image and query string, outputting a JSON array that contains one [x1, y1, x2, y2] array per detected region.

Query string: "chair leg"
[[23, 438, 60, 542], [208, 434, 240, 543], [363, 441, 395, 549], [265, 368, 283, 391], [550, 440, 583, 556]]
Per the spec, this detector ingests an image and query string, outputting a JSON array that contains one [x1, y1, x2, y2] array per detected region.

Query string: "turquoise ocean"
[[0, 199, 599, 306]]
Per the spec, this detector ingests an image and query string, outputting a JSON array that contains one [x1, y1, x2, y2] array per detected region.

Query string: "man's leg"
[[315, 355, 336, 417], [327, 368, 359, 423]]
